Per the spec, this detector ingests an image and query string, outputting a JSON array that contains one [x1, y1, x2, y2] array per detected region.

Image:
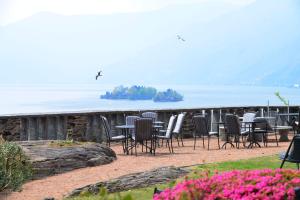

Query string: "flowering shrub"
[[153, 169, 300, 200]]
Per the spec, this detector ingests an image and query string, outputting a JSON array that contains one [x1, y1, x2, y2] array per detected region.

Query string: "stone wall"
[[0, 106, 298, 142]]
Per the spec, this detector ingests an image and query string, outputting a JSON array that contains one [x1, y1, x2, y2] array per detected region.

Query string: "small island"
[[100, 85, 183, 102]]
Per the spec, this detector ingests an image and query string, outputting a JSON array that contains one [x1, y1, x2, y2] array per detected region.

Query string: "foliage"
[[275, 91, 289, 106], [101, 85, 157, 100], [101, 85, 183, 102], [0, 141, 32, 191], [153, 169, 300, 200], [153, 89, 183, 102]]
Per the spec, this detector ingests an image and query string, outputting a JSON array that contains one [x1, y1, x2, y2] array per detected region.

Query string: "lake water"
[[0, 84, 299, 115]]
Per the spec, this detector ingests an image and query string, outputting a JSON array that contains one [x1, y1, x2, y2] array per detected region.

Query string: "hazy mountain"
[[107, 0, 300, 86], [0, 0, 300, 86]]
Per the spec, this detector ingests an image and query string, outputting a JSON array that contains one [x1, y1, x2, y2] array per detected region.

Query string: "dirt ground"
[[0, 136, 293, 200]]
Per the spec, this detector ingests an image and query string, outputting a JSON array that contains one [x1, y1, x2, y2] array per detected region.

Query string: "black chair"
[[224, 114, 249, 149], [253, 117, 279, 147], [280, 135, 300, 170], [133, 118, 155, 156], [100, 116, 126, 148], [192, 115, 220, 150]]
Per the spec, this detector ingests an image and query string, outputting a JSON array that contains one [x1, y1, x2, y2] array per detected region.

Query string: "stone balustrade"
[[0, 106, 299, 142]]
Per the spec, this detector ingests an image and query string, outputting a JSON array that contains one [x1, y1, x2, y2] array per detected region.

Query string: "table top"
[[115, 125, 163, 129], [153, 121, 165, 124], [277, 113, 299, 116]]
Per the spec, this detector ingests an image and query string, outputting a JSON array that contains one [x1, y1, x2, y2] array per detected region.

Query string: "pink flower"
[[153, 169, 300, 200]]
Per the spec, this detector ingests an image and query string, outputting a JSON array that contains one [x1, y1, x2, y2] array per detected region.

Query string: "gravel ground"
[[0, 137, 291, 200]]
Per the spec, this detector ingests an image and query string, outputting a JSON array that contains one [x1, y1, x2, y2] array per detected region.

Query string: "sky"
[[0, 0, 256, 26]]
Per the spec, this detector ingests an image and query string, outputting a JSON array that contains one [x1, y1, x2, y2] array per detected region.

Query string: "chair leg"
[[171, 138, 174, 153], [274, 130, 279, 146], [167, 140, 171, 153], [176, 136, 180, 147], [202, 136, 205, 149], [280, 159, 285, 169], [217, 136, 220, 149], [208, 136, 210, 150], [135, 141, 137, 157], [122, 140, 125, 153], [193, 136, 196, 150], [180, 134, 184, 146]]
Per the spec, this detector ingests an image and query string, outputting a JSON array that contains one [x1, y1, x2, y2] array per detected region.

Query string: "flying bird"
[[96, 71, 103, 80], [177, 35, 185, 42]]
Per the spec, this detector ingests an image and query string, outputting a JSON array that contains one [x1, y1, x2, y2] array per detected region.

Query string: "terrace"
[[0, 106, 300, 200]]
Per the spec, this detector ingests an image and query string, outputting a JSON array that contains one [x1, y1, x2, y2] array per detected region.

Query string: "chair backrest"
[[141, 112, 157, 121], [100, 116, 111, 139], [193, 115, 209, 136], [126, 116, 140, 125], [284, 135, 300, 162], [173, 113, 186, 134], [242, 112, 256, 123], [253, 117, 273, 131], [225, 114, 241, 135], [134, 118, 153, 142], [241, 112, 256, 131], [165, 115, 177, 138]]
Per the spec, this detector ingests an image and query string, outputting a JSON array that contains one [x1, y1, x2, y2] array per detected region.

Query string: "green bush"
[[0, 141, 32, 191]]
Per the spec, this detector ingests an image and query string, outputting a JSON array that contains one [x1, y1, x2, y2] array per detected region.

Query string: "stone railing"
[[0, 106, 299, 142]]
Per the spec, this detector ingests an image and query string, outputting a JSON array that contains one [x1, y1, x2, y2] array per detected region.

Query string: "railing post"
[[20, 118, 27, 141], [37, 117, 47, 140], [27, 117, 37, 140], [86, 115, 93, 141], [47, 117, 57, 140], [56, 116, 65, 140], [210, 109, 214, 132]]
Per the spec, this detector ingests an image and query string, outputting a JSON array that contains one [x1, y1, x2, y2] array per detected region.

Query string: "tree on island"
[[100, 85, 183, 102], [153, 89, 183, 102]]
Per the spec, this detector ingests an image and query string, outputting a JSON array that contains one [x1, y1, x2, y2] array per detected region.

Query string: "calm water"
[[0, 84, 299, 115]]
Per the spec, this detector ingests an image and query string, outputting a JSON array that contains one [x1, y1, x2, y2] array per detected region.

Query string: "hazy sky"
[[0, 0, 255, 25]]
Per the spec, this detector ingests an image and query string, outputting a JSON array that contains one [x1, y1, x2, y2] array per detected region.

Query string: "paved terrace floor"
[[1, 136, 293, 200]]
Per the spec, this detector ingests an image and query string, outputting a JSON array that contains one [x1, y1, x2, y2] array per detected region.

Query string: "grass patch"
[[48, 140, 87, 147], [66, 155, 298, 200]]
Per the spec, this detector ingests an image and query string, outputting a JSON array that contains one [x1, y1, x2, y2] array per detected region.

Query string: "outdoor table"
[[213, 122, 234, 148], [274, 126, 293, 142], [115, 124, 163, 155], [246, 121, 263, 148]]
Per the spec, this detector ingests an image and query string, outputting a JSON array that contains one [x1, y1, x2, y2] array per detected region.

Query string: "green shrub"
[[0, 141, 32, 191]]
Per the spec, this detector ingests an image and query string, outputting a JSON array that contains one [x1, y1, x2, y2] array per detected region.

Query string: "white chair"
[[157, 115, 177, 153], [173, 112, 186, 147], [241, 112, 256, 132]]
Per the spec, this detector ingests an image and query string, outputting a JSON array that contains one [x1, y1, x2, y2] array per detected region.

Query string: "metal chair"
[[133, 118, 155, 156], [224, 114, 249, 149], [100, 116, 126, 148], [157, 115, 177, 153], [280, 135, 300, 170], [241, 112, 256, 132], [193, 115, 220, 150], [125, 115, 140, 137], [253, 117, 279, 147], [141, 112, 157, 121], [173, 112, 186, 147]]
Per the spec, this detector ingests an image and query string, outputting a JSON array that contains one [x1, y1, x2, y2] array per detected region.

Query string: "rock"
[[68, 166, 190, 197], [18, 140, 116, 179], [44, 198, 55, 200]]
